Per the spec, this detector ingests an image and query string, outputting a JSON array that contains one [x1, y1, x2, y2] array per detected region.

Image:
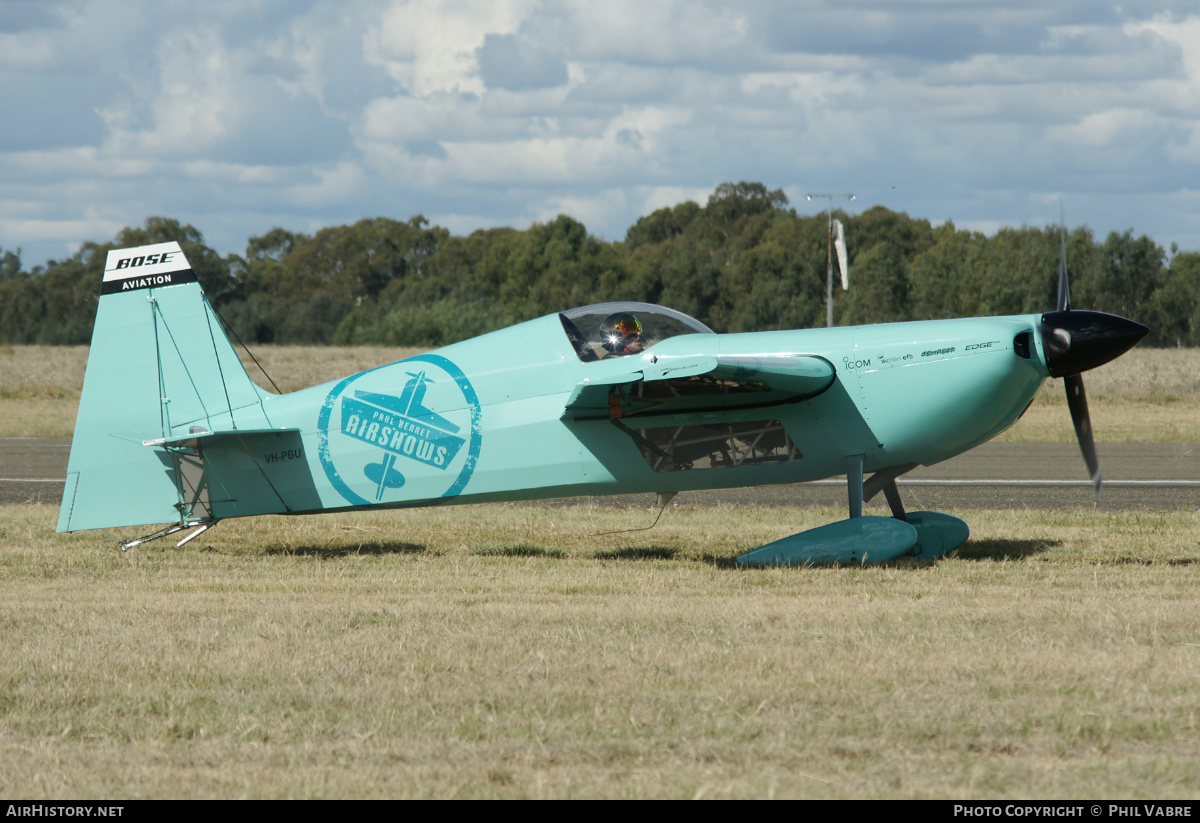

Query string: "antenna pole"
[[807, 193, 855, 327]]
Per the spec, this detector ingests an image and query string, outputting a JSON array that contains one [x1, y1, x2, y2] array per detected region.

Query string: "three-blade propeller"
[[1038, 224, 1148, 500]]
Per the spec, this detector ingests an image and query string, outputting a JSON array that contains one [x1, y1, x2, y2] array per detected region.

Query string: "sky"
[[2, 0, 1199, 268]]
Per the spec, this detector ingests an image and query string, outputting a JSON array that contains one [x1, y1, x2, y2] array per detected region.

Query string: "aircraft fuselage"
[[228, 313, 1048, 515]]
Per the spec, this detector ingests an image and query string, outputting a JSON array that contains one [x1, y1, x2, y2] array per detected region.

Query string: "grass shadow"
[[473, 544, 566, 559], [955, 539, 1058, 561], [1105, 556, 1200, 567], [263, 540, 426, 558], [595, 546, 679, 561], [693, 553, 738, 569]]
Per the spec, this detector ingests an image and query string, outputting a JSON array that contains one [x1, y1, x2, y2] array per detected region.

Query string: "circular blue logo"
[[316, 353, 482, 507]]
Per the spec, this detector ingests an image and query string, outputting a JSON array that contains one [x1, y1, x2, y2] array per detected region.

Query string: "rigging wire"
[[207, 299, 283, 394]]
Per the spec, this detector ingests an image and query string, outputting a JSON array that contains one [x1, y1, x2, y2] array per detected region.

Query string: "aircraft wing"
[[562, 353, 836, 420]]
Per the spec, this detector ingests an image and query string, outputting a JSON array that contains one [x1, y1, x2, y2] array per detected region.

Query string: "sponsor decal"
[[316, 353, 482, 506], [100, 271, 197, 295], [965, 340, 1001, 351], [878, 353, 914, 365], [842, 356, 872, 371], [114, 252, 175, 269], [921, 346, 956, 357], [101, 242, 197, 294]]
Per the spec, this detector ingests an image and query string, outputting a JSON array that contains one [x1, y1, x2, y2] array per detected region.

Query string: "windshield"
[[559, 301, 714, 362]]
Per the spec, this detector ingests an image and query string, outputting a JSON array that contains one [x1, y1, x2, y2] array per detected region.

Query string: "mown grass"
[[4, 344, 1199, 798], [2, 502, 1200, 799], [3, 345, 1198, 440]]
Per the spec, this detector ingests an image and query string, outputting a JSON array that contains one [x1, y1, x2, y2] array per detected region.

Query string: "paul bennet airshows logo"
[[342, 381, 464, 483], [317, 354, 482, 507]]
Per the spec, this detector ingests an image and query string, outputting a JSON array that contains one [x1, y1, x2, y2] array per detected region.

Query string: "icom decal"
[[316, 353, 482, 506], [842, 356, 872, 371]]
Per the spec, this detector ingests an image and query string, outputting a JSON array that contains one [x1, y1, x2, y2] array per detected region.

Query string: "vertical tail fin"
[[58, 242, 272, 532]]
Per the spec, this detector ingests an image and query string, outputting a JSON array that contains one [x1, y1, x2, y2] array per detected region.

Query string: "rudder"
[[57, 242, 272, 532]]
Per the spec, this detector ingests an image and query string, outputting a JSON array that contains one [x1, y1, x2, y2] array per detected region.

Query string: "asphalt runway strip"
[[2, 438, 1198, 511]]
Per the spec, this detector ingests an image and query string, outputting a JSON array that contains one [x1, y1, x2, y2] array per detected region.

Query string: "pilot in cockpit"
[[600, 312, 645, 357]]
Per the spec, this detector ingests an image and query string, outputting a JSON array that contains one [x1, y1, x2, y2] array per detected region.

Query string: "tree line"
[[2, 182, 1198, 347]]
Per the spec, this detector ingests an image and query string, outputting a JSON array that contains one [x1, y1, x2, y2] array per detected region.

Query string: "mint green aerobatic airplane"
[[58, 239, 1147, 566]]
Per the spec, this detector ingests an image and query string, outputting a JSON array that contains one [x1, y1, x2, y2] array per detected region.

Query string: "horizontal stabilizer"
[[144, 427, 300, 448]]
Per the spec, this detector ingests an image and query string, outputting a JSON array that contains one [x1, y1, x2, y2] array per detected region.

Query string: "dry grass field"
[[3, 344, 1199, 440], [2, 502, 1200, 799], [0, 345, 424, 438], [2, 344, 1200, 798]]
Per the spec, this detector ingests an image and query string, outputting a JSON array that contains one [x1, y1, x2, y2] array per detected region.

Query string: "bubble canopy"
[[559, 302, 715, 362]]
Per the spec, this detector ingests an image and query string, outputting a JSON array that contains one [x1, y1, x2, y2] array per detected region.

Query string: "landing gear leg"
[[882, 481, 906, 521], [846, 454, 864, 518], [119, 521, 217, 552], [863, 462, 918, 521], [861, 463, 969, 558]]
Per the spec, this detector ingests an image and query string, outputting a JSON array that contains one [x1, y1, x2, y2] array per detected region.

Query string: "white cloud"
[[4, 1, 1200, 266], [741, 71, 865, 107], [358, 103, 690, 188], [283, 160, 369, 208], [180, 160, 297, 186], [440, 105, 691, 184], [0, 216, 125, 259], [531, 188, 630, 230], [430, 211, 515, 236], [360, 92, 517, 144], [1048, 108, 1167, 149], [1126, 14, 1200, 164], [1129, 13, 1200, 82], [365, 0, 540, 96], [635, 185, 711, 214], [954, 218, 1008, 236], [565, 1, 748, 66], [0, 31, 57, 70]]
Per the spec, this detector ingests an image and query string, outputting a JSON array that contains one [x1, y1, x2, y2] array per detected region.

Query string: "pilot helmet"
[[600, 312, 644, 355]]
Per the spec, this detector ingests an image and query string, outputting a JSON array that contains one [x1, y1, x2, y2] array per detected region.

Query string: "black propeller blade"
[[1064, 373, 1100, 497], [1043, 222, 1147, 500], [1057, 222, 1071, 312]]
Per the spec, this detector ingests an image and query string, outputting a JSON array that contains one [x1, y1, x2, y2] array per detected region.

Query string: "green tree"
[[246, 227, 301, 263], [958, 226, 1058, 316], [624, 201, 701, 250], [907, 222, 987, 320], [838, 242, 910, 325], [1145, 251, 1200, 346], [1074, 229, 1164, 327], [0, 247, 21, 281]]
